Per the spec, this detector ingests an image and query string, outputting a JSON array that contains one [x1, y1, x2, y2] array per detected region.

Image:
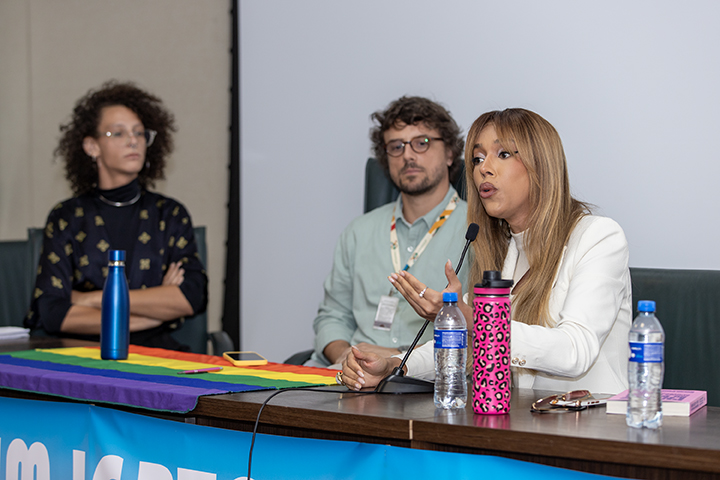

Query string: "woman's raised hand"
[[388, 260, 463, 322]]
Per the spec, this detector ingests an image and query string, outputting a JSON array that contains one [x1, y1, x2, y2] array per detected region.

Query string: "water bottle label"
[[434, 329, 467, 349], [629, 342, 663, 363]]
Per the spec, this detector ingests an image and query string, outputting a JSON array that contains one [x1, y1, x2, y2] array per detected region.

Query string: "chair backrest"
[[363, 158, 467, 213], [629, 267, 720, 407], [28, 227, 44, 283], [28, 226, 45, 324], [169, 226, 209, 354], [0, 239, 34, 327]]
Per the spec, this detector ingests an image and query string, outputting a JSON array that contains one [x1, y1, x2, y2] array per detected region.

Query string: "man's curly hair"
[[370, 96, 464, 182], [55, 80, 176, 195]]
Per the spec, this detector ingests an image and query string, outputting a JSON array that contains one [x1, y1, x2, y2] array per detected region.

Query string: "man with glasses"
[[310, 96, 469, 367]]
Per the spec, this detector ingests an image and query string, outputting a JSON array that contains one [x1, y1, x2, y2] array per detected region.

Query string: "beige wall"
[[0, 0, 230, 335]]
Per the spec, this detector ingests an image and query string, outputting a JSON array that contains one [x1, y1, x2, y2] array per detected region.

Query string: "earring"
[[145, 161, 150, 169]]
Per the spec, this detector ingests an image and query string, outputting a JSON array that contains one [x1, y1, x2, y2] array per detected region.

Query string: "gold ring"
[[419, 287, 428, 298], [336, 371, 343, 385]]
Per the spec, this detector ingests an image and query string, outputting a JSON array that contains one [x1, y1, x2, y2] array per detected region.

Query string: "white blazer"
[[404, 215, 632, 395]]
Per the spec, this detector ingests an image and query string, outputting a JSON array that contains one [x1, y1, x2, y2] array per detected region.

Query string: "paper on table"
[[0, 327, 30, 340]]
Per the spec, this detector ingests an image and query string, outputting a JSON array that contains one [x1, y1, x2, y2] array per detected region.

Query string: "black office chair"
[[629, 267, 720, 407], [283, 158, 467, 365], [27, 226, 233, 355], [0, 239, 34, 327]]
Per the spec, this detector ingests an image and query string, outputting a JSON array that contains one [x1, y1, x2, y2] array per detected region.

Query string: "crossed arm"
[[60, 262, 193, 334]]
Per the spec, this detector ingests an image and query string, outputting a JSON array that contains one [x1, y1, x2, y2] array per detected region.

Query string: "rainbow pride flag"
[[0, 346, 338, 412]]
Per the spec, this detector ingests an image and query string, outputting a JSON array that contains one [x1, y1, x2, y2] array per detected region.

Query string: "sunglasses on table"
[[531, 390, 609, 413]]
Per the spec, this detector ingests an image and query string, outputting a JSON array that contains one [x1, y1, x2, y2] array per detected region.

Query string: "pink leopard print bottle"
[[473, 270, 513, 415]]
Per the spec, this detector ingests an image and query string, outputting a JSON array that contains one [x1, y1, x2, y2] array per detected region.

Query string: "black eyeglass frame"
[[385, 136, 444, 157]]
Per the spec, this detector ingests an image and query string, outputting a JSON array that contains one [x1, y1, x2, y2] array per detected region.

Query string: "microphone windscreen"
[[466, 223, 480, 242]]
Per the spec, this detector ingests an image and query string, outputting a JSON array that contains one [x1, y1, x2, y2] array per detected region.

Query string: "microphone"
[[375, 223, 479, 394]]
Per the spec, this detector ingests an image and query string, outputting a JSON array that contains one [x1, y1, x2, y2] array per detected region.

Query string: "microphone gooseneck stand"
[[375, 223, 479, 394]]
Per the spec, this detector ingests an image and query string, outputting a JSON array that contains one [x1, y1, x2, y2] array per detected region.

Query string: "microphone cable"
[[246, 386, 375, 480]]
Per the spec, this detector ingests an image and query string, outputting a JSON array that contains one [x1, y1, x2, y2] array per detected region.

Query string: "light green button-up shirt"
[[311, 187, 469, 366]]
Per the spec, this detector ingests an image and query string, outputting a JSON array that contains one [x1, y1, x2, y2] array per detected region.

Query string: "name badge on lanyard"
[[373, 295, 399, 331], [372, 194, 459, 331]]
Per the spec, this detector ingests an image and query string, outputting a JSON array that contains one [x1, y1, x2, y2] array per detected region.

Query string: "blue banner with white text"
[[0, 396, 619, 479]]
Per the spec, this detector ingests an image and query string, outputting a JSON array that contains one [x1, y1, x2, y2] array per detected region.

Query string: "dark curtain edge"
[[221, 0, 241, 349]]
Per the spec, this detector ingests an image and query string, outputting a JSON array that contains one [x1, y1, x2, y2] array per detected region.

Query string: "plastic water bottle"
[[627, 300, 665, 429], [101, 250, 130, 360], [434, 292, 467, 409]]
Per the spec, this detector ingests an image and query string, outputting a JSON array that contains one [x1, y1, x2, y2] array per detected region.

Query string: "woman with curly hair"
[[25, 81, 207, 350], [340, 108, 631, 394]]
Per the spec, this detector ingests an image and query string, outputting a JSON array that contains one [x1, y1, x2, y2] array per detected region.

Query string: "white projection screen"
[[240, 0, 720, 361]]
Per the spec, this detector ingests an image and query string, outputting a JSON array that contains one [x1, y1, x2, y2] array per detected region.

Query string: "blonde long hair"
[[466, 109, 590, 327]]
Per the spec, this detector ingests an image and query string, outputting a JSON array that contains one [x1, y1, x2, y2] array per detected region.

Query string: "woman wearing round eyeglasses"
[[25, 81, 207, 350], [341, 108, 632, 394]]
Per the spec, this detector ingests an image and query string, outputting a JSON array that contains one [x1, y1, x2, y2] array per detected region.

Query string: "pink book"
[[605, 389, 707, 416]]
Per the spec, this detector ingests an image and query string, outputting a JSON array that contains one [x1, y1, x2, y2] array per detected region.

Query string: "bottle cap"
[[638, 300, 656, 312], [476, 270, 514, 289], [443, 292, 458, 303], [108, 250, 126, 262]]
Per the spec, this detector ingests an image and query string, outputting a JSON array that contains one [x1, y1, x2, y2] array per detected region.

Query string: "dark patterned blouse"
[[24, 186, 207, 349]]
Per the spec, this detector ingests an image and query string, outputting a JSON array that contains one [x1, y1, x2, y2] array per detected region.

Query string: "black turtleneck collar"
[[95, 178, 142, 266], [97, 178, 141, 203]]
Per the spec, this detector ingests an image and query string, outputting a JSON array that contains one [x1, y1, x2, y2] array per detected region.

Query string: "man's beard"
[[394, 164, 445, 196]]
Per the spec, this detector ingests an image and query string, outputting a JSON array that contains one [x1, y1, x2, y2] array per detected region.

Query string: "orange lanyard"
[[390, 194, 459, 273]]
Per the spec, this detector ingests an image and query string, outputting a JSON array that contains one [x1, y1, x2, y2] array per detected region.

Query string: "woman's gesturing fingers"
[[388, 270, 442, 321]]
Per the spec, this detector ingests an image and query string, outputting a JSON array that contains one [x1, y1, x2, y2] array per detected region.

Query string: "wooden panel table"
[[3, 337, 719, 479], [411, 389, 720, 480], [191, 387, 720, 480]]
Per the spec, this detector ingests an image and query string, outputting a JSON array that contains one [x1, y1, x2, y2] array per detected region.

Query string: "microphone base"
[[375, 367, 434, 394]]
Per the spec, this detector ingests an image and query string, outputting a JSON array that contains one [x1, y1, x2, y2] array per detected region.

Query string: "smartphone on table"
[[222, 351, 268, 367]]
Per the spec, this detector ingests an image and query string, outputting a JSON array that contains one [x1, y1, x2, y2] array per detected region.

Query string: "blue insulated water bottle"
[[101, 250, 130, 360]]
